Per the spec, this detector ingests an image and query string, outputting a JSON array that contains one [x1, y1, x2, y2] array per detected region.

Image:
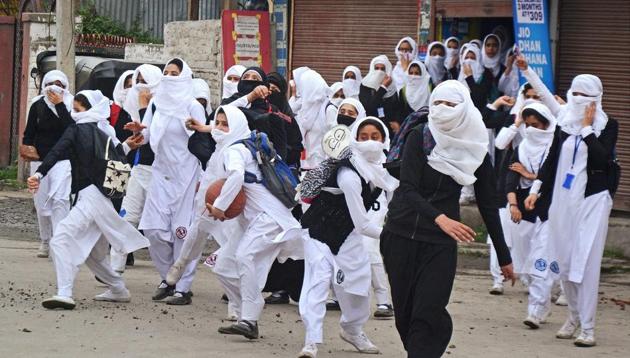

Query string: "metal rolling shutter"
[[556, 0, 630, 210], [290, 0, 418, 84], [434, 0, 513, 18]]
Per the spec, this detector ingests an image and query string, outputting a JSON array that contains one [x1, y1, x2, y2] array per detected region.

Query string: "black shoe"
[[326, 299, 341, 311], [264, 290, 289, 304], [152, 280, 175, 301], [164, 291, 192, 305], [221, 293, 229, 304], [223, 320, 258, 340], [126, 252, 135, 266], [374, 304, 394, 319]]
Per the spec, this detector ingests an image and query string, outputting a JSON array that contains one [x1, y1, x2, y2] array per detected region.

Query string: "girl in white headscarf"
[[520, 57, 618, 347], [503, 103, 558, 328], [128, 58, 206, 306], [334, 98, 366, 128], [342, 65, 362, 100], [392, 36, 418, 90], [294, 69, 332, 170], [498, 45, 519, 98], [325, 81, 345, 130], [398, 60, 431, 121], [360, 55, 400, 134], [222, 64, 246, 99], [444, 36, 461, 76], [27, 89, 148, 310], [192, 78, 213, 117], [380, 80, 514, 357], [482, 34, 504, 78], [21, 70, 74, 258], [123, 64, 163, 122], [424, 41, 448, 86], [296, 116, 397, 358]]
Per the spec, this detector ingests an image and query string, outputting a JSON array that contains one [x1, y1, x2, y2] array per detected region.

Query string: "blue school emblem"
[[336, 269, 345, 284], [535, 259, 547, 272], [550, 261, 560, 274]]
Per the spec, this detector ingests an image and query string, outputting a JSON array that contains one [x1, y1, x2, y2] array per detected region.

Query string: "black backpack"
[[88, 124, 131, 199]]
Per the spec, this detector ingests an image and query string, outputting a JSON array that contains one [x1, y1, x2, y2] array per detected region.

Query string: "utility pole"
[[188, 0, 200, 20], [56, 0, 75, 92]]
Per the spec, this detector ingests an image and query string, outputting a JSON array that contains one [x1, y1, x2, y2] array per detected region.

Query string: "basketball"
[[205, 179, 246, 219]]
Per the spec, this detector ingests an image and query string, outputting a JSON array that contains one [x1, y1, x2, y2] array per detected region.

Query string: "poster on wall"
[[512, 0, 554, 92], [222, 10, 272, 73]]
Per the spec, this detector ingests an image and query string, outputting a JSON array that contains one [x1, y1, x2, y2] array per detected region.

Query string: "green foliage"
[[77, 2, 162, 44], [474, 225, 488, 243], [0, 165, 26, 190]]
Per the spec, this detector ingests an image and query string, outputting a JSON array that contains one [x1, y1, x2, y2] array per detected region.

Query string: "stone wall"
[[124, 43, 167, 65]]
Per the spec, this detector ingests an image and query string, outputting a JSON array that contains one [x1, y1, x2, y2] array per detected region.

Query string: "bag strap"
[[104, 136, 111, 161]]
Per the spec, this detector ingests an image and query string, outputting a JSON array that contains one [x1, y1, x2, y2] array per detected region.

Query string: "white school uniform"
[[213, 143, 302, 321], [30, 160, 71, 243], [50, 185, 150, 297], [139, 98, 204, 292]]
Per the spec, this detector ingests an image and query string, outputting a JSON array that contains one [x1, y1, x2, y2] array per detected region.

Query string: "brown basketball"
[[205, 179, 246, 219]]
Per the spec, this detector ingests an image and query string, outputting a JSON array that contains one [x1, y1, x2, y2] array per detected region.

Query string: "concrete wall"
[[124, 43, 167, 64]]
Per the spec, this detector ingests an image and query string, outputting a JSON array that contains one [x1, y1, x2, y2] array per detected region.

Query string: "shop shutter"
[[556, 0, 630, 210], [290, 0, 418, 84], [435, 0, 513, 18]]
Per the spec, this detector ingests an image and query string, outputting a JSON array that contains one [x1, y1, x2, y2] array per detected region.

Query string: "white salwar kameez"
[[30, 160, 71, 243], [139, 99, 204, 293]]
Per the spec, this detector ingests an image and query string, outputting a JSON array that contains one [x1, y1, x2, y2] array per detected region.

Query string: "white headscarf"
[[32, 70, 73, 116], [559, 74, 608, 136], [458, 46, 485, 88], [342, 65, 362, 99], [482, 34, 502, 77], [469, 39, 483, 49], [150, 58, 195, 152], [208, 105, 252, 174], [404, 61, 431, 111], [363, 55, 397, 98], [296, 69, 331, 129], [518, 102, 557, 187], [443, 36, 460, 70], [392, 36, 418, 90], [72, 90, 119, 146], [292, 66, 311, 97], [337, 98, 367, 125], [329, 82, 344, 108], [424, 41, 447, 85], [222, 64, 246, 99], [123, 64, 162, 121], [112, 70, 134, 107], [426, 80, 489, 185], [349, 116, 399, 192], [192, 78, 213, 114]]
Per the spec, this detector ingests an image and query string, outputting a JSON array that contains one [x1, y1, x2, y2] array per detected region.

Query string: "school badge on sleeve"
[[534, 258, 547, 272], [336, 269, 345, 284], [175, 226, 188, 239]]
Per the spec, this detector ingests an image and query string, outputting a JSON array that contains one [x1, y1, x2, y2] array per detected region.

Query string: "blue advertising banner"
[[512, 0, 554, 92]]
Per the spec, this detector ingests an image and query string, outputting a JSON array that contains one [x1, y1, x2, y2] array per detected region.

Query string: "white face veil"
[[518, 102, 557, 187], [404, 61, 431, 111], [443, 36, 460, 70], [559, 74, 608, 136], [72, 90, 119, 145], [112, 70, 135, 107], [424, 41, 447, 85], [33, 70, 74, 116], [481, 34, 502, 77], [457, 46, 485, 88], [392, 36, 419, 90], [349, 116, 399, 192], [426, 80, 489, 185], [342, 66, 362, 99], [362, 55, 397, 98], [154, 58, 194, 119], [329, 82, 345, 107], [123, 64, 163, 121], [192, 78, 213, 114], [222, 64, 246, 99], [208, 105, 252, 173]]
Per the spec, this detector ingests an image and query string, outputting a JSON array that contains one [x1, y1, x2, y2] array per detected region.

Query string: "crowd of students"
[[20, 31, 618, 357]]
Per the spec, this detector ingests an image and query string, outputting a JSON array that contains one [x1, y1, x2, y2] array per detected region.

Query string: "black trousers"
[[380, 230, 457, 358]]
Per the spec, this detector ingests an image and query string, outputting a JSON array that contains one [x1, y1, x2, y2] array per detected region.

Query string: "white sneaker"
[[523, 315, 541, 329], [166, 261, 185, 286], [555, 294, 568, 306], [298, 343, 318, 358], [556, 318, 580, 339], [226, 303, 239, 321], [94, 288, 131, 302], [339, 331, 379, 354], [489, 283, 504, 295], [42, 295, 76, 310], [37, 242, 49, 258], [574, 330, 596, 347]]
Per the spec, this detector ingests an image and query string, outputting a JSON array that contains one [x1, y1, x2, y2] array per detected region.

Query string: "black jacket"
[[359, 84, 400, 127], [505, 149, 540, 224], [22, 99, 75, 160], [127, 106, 155, 167], [36, 122, 127, 195], [535, 119, 619, 221], [383, 126, 512, 266]]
